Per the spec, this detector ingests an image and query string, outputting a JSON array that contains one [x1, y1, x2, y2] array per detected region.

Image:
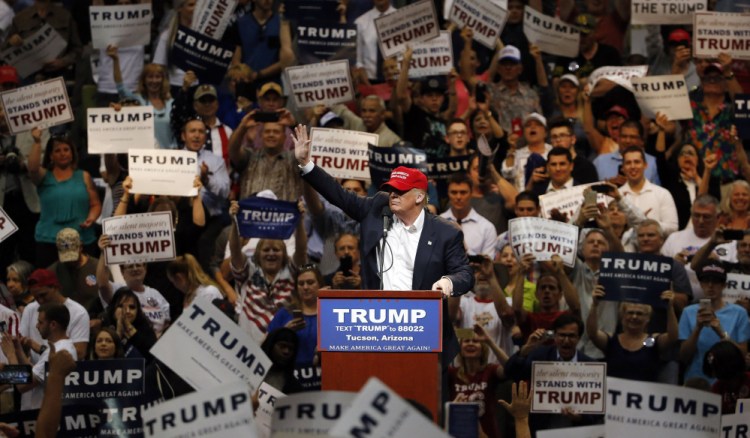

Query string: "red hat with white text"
[[381, 166, 428, 192]]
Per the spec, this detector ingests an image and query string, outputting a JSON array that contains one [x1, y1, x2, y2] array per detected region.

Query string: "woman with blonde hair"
[[166, 254, 223, 307], [718, 180, 750, 230]]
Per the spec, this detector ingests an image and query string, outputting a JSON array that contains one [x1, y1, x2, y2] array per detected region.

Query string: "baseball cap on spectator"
[[320, 111, 344, 128], [0, 66, 19, 86], [575, 13, 597, 34], [523, 112, 547, 127], [420, 76, 446, 94], [606, 105, 629, 119], [696, 261, 727, 283], [57, 228, 81, 263], [559, 73, 580, 87], [499, 45, 521, 63], [194, 84, 217, 100], [381, 166, 428, 192], [668, 29, 691, 45], [703, 63, 724, 76], [28, 269, 61, 288], [258, 82, 283, 97]]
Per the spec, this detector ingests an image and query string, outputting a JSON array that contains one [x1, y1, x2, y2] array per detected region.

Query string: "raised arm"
[[543, 255, 580, 317], [657, 290, 678, 351], [96, 234, 114, 304], [511, 254, 534, 323], [586, 285, 609, 351], [107, 45, 123, 86], [229, 111, 256, 168], [396, 46, 413, 113], [582, 90, 606, 155], [27, 127, 46, 184], [82, 171, 102, 229], [228, 201, 247, 271], [292, 201, 308, 267]]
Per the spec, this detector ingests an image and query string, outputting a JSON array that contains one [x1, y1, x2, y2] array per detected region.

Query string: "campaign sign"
[[128, 149, 199, 197], [271, 391, 355, 437], [0, 24, 66, 78], [724, 273, 750, 304], [531, 362, 606, 414], [286, 60, 354, 108], [88, 106, 155, 153], [151, 297, 272, 392], [0, 405, 103, 437], [694, 12, 750, 61], [737, 399, 749, 414], [367, 144, 471, 187], [735, 94, 750, 139], [192, 0, 237, 40], [0, 207, 18, 243], [631, 0, 707, 25], [293, 365, 321, 391], [102, 212, 176, 265], [722, 413, 750, 437], [523, 7, 579, 58], [448, 0, 507, 49], [0, 77, 74, 135], [142, 382, 257, 438], [375, 0, 440, 58], [255, 382, 285, 438], [329, 377, 451, 438], [310, 127, 377, 181], [318, 296, 442, 352], [538, 183, 613, 222], [237, 196, 301, 240], [508, 217, 579, 267], [172, 26, 234, 84], [283, 0, 339, 21], [606, 377, 722, 438], [297, 23, 357, 64], [632, 75, 692, 120], [537, 425, 605, 438], [598, 252, 673, 308], [588, 65, 648, 93], [398, 31, 453, 78], [89, 4, 152, 49]]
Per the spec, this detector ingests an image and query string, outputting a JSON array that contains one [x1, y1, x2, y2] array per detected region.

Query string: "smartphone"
[[723, 229, 745, 241], [475, 82, 487, 103], [338, 255, 353, 275], [583, 190, 597, 207], [253, 111, 281, 123], [467, 255, 485, 264], [699, 298, 712, 311], [511, 118, 523, 136], [0, 364, 32, 384], [445, 402, 480, 438], [591, 184, 613, 194]]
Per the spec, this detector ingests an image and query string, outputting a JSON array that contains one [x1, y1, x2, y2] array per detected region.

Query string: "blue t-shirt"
[[267, 308, 318, 367]]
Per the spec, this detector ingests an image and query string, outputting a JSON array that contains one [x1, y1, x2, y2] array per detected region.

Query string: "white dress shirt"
[[381, 209, 425, 290], [440, 208, 497, 257], [620, 179, 679, 235], [355, 5, 397, 80], [501, 143, 553, 192]]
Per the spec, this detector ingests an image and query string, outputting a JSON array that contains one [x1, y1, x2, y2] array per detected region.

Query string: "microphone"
[[381, 205, 393, 233]]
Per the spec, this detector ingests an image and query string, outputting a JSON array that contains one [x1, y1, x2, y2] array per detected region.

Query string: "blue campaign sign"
[[318, 298, 442, 352], [171, 26, 234, 84], [297, 23, 357, 65], [735, 94, 750, 139], [598, 252, 672, 308], [237, 196, 301, 239], [367, 144, 472, 188]]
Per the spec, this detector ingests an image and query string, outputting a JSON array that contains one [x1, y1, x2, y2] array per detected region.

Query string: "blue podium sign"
[[318, 297, 442, 352]]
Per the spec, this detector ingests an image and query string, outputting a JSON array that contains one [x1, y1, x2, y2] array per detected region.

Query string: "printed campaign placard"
[[293, 365, 321, 391], [631, 0, 707, 25], [329, 377, 451, 438], [448, 0, 507, 49], [310, 127, 377, 181], [737, 399, 749, 414], [606, 377, 721, 438], [531, 362, 607, 414], [508, 217, 579, 267], [172, 26, 234, 83], [101, 212, 176, 265], [89, 4, 152, 49], [318, 297, 442, 352], [537, 425, 605, 438], [142, 382, 257, 438], [271, 391, 355, 437], [297, 23, 357, 65], [598, 252, 673, 308], [375, 0, 439, 58], [0, 405, 103, 438], [236, 197, 301, 239], [367, 144, 472, 187], [538, 183, 612, 222], [286, 60, 354, 108], [723, 273, 750, 304], [694, 12, 750, 61], [0, 24, 66, 78], [735, 94, 750, 139], [632, 75, 692, 120], [255, 382, 285, 438], [191, 0, 237, 40], [0, 77, 74, 135], [0, 207, 18, 243], [87, 106, 155, 153], [128, 149, 199, 197], [523, 7, 579, 58], [721, 413, 750, 437], [398, 31, 453, 78], [588, 65, 649, 92], [151, 297, 272, 392]]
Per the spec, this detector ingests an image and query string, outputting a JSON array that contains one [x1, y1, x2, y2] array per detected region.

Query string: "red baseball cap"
[[28, 269, 60, 288], [668, 29, 690, 44], [0, 66, 19, 85], [606, 105, 629, 119], [381, 166, 428, 192]]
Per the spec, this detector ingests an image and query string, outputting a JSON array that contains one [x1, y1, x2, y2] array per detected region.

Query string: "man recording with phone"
[[324, 233, 362, 290]]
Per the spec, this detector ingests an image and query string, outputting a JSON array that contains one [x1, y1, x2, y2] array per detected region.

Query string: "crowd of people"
[[0, 0, 749, 436]]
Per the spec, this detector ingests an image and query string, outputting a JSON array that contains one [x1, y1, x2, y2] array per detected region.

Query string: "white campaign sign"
[[88, 106, 155, 153], [631, 0, 707, 25], [128, 149, 199, 197], [448, 0, 507, 49], [192, 0, 237, 40], [523, 7, 580, 58], [271, 391, 355, 437], [724, 273, 750, 304], [310, 127, 376, 182], [0, 77, 74, 135], [151, 297, 272, 392], [537, 425, 605, 438], [737, 398, 749, 414], [606, 377, 722, 438], [538, 182, 612, 222], [89, 4, 152, 49], [101, 212, 176, 265], [631, 75, 693, 120], [0, 24, 66, 78], [142, 382, 257, 438], [588, 65, 648, 93], [329, 377, 450, 438], [285, 60, 354, 108], [255, 383, 285, 438], [508, 217, 579, 267], [721, 413, 750, 438], [375, 0, 439, 58], [0, 207, 18, 243], [694, 12, 750, 61], [531, 362, 607, 414], [399, 31, 453, 78]]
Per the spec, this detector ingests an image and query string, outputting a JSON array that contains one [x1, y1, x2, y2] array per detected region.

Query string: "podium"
[[318, 290, 444, 421]]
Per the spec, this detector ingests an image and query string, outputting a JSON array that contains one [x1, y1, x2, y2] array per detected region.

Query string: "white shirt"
[[547, 177, 574, 193], [23, 339, 77, 410], [440, 208, 497, 258], [620, 179, 679, 235], [194, 285, 223, 304], [458, 293, 514, 363], [501, 143, 553, 192], [382, 209, 425, 290], [153, 28, 188, 87], [355, 5, 397, 80], [661, 228, 712, 301], [208, 119, 233, 161], [110, 282, 171, 336], [0, 304, 19, 364], [96, 46, 144, 94], [20, 299, 89, 365]]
